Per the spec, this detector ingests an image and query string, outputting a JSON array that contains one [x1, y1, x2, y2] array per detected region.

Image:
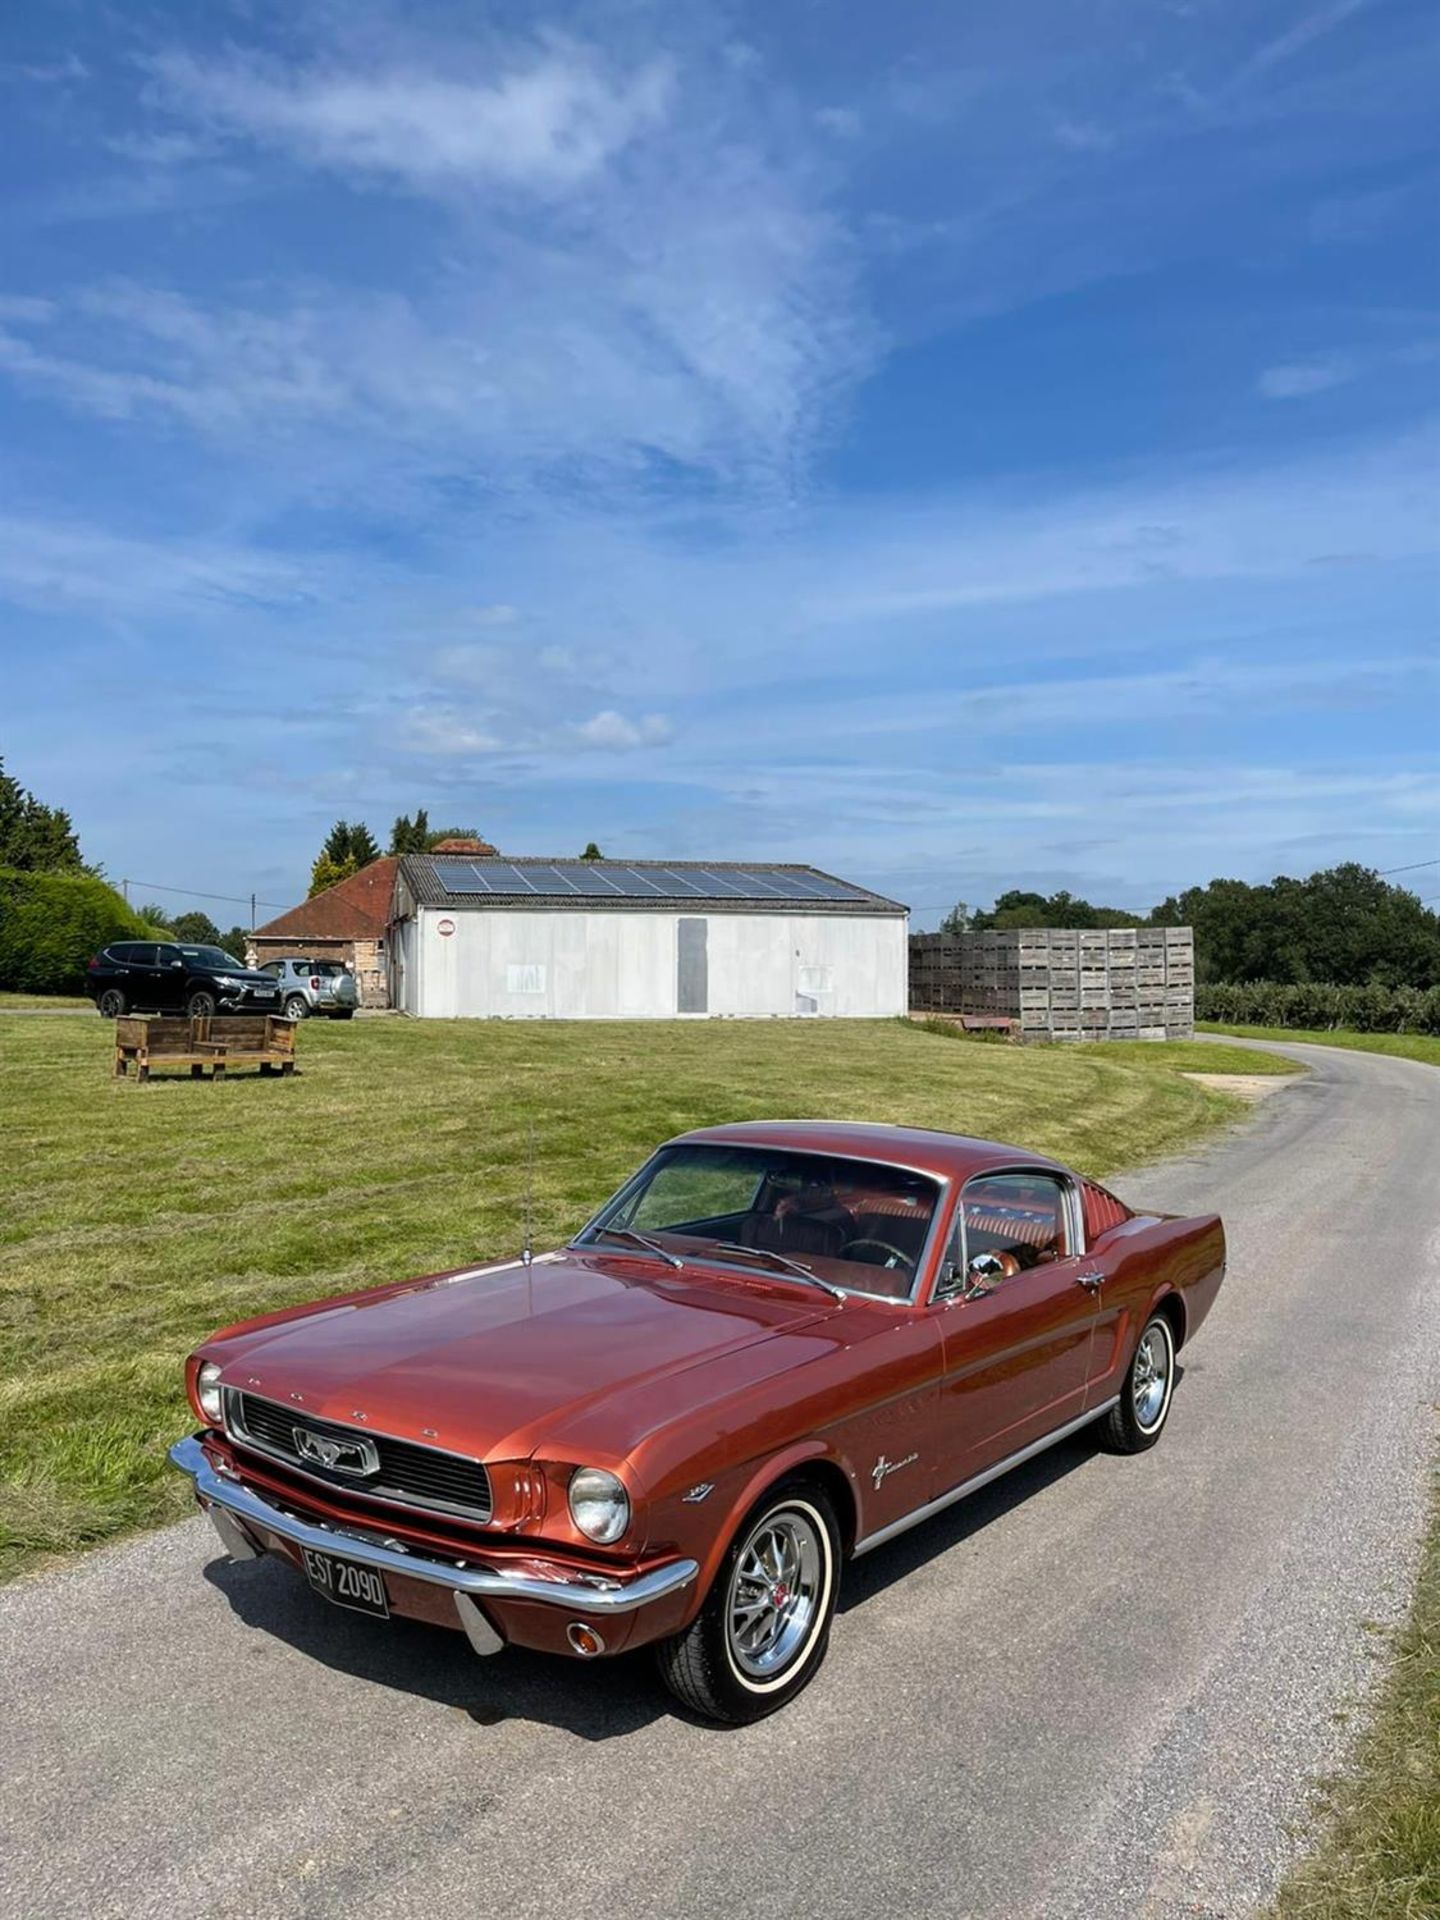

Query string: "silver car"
[[260, 958, 359, 1021]]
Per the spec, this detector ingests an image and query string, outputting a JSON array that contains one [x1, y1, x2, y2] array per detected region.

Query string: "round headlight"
[[196, 1361, 223, 1425], [568, 1467, 630, 1544]]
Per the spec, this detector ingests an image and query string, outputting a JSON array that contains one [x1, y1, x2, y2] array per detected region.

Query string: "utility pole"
[[121, 878, 129, 905], [250, 891, 256, 931]]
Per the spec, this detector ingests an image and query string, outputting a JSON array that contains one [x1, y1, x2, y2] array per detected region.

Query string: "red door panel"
[[935, 1259, 1095, 1488]]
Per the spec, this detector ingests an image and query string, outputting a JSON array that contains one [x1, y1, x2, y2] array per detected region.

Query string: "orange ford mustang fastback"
[[173, 1119, 1225, 1723]]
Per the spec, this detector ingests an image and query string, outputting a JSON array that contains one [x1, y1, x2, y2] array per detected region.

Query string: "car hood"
[[206, 1250, 839, 1464], [217, 969, 278, 987]]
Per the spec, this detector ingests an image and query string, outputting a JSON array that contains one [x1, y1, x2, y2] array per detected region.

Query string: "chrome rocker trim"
[[169, 1436, 698, 1625], [852, 1397, 1120, 1555]]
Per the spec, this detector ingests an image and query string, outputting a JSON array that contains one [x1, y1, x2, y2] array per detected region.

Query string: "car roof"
[[668, 1119, 1070, 1183]]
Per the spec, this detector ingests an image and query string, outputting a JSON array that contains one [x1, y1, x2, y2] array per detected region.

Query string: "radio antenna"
[[522, 1118, 535, 1268]]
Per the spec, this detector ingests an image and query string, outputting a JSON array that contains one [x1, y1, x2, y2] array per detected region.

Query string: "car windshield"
[[577, 1143, 941, 1302], [180, 946, 244, 971]]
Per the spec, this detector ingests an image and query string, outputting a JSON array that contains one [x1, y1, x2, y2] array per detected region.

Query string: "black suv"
[[87, 942, 284, 1019]]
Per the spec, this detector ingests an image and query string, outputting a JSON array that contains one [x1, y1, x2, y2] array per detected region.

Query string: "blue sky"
[[0, 0, 1435, 927]]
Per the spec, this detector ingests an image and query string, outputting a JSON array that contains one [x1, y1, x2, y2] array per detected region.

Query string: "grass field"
[[0, 991, 91, 1009], [1200, 1022, 1440, 1071], [0, 1014, 1298, 1581]]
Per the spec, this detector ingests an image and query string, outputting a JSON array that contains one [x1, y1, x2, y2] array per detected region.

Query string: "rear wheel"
[[284, 995, 308, 1022], [330, 1009, 355, 1020], [186, 990, 216, 1018], [657, 1480, 839, 1724], [97, 987, 126, 1018], [1100, 1312, 1176, 1453]]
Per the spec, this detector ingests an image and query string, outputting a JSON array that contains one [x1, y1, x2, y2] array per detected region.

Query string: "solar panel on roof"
[[646, 867, 708, 897], [748, 870, 818, 900], [550, 863, 625, 894], [427, 856, 875, 903], [431, 859, 492, 893], [724, 868, 788, 897], [606, 867, 666, 895], [685, 868, 749, 897], [469, 860, 536, 891]]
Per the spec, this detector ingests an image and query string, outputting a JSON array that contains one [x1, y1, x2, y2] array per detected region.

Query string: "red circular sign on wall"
[[437, 917, 456, 937]]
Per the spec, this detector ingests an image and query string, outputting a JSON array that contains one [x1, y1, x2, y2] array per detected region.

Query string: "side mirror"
[[963, 1251, 1009, 1298], [170, 960, 184, 969]]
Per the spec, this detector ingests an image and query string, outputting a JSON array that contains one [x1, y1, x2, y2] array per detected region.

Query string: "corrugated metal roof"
[[397, 855, 905, 915]]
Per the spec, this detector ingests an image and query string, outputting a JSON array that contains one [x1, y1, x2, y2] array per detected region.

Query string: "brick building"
[[248, 857, 399, 1008]]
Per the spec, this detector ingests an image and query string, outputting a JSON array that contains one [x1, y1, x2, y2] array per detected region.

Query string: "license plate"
[[300, 1547, 389, 1618]]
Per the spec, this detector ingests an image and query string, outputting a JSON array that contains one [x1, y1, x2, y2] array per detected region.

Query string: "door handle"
[[1075, 1271, 1105, 1294]]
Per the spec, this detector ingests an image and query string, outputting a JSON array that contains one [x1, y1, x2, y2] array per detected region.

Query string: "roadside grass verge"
[[0, 1015, 1296, 1579], [1267, 1477, 1440, 1920], [1199, 1023, 1440, 1071], [1202, 1018, 1440, 1918]]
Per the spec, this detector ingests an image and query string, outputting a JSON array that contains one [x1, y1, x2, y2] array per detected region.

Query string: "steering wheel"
[[838, 1236, 914, 1272]]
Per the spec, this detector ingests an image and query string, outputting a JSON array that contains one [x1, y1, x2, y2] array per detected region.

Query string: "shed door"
[[677, 917, 708, 1014]]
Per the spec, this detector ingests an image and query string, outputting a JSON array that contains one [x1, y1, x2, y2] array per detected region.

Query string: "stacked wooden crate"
[[909, 927, 1194, 1041]]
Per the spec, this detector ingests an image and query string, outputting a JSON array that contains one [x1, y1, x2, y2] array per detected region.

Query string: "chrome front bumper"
[[169, 1436, 698, 1649]]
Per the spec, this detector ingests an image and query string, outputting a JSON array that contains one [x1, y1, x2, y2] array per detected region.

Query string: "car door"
[[930, 1170, 1099, 1491], [151, 942, 187, 1011]]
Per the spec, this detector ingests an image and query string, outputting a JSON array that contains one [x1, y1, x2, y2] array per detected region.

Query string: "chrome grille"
[[225, 1390, 493, 1524]]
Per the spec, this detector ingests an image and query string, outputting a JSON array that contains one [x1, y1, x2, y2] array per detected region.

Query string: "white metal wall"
[[405, 908, 907, 1019]]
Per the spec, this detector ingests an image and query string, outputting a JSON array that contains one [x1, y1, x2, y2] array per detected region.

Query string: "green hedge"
[[1196, 980, 1440, 1034], [0, 868, 150, 995]]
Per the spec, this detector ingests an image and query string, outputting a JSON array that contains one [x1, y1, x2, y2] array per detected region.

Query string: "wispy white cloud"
[[1257, 357, 1354, 399], [0, 513, 325, 616], [400, 706, 505, 755], [1230, 0, 1370, 88], [572, 710, 672, 750], [397, 700, 672, 756], [146, 41, 674, 196], [0, 24, 872, 498]]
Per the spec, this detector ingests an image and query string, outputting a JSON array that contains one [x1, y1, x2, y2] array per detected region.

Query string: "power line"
[[1379, 857, 1440, 875], [123, 879, 291, 912]]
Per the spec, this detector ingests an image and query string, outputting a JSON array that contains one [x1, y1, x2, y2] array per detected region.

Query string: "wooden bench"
[[113, 1015, 297, 1082]]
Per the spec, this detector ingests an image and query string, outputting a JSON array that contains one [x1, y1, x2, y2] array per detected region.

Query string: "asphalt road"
[[5, 1040, 1438, 1920]]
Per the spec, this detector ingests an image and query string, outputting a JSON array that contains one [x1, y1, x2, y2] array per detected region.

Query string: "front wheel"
[[284, 995, 308, 1022], [186, 990, 216, 1018], [97, 987, 126, 1018], [1100, 1312, 1176, 1453], [656, 1480, 839, 1724]]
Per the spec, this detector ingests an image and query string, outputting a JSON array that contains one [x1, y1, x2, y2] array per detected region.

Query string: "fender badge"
[[871, 1452, 919, 1491], [682, 1482, 715, 1503]]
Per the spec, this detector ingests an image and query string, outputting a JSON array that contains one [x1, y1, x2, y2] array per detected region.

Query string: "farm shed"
[[389, 855, 908, 1020], [248, 856, 397, 1008], [910, 927, 1195, 1041]]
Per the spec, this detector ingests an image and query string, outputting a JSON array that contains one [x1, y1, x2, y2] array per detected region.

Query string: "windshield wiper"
[[590, 1226, 684, 1269], [708, 1242, 845, 1300]]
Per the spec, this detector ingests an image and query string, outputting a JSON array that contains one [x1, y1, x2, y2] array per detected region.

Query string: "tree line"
[[306, 814, 603, 894]]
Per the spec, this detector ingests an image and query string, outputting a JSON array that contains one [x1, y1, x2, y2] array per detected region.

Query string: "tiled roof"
[[253, 856, 398, 940]]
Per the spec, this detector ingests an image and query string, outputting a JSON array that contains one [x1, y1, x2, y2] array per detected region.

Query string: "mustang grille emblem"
[[871, 1451, 919, 1491], [292, 1427, 380, 1477]]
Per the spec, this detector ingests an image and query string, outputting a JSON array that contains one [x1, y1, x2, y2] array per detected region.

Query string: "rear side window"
[[110, 942, 154, 965], [1080, 1181, 1132, 1246]]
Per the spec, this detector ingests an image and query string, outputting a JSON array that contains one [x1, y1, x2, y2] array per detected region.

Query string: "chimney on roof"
[[430, 836, 498, 855]]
